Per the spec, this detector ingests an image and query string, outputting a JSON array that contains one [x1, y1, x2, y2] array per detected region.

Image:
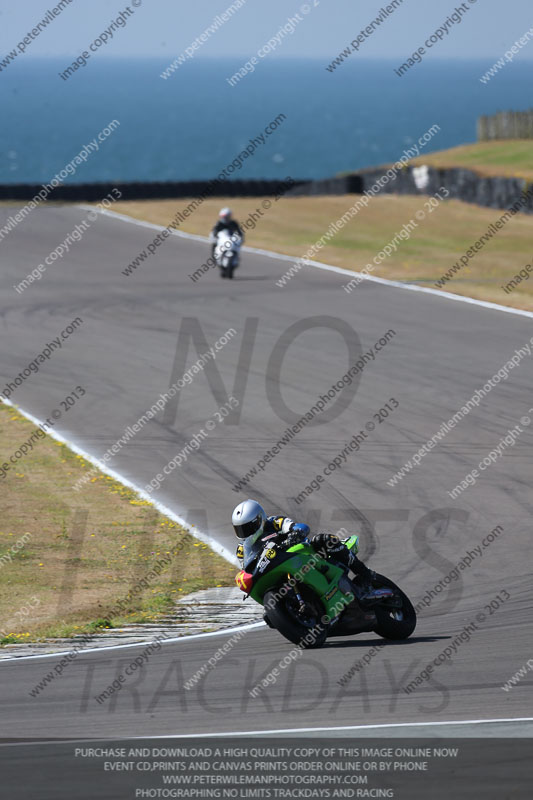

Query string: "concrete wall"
[[1, 167, 531, 214], [0, 178, 307, 202], [351, 165, 533, 214]]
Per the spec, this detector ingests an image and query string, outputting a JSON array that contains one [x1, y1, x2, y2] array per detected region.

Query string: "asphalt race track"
[[1, 204, 532, 738]]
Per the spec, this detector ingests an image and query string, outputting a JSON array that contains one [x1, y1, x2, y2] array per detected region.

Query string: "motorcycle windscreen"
[[242, 535, 268, 571]]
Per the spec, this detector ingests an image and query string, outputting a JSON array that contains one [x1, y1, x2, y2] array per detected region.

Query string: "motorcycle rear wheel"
[[371, 573, 416, 640]]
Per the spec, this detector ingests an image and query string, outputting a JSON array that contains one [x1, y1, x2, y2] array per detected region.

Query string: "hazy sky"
[[1, 0, 533, 61]]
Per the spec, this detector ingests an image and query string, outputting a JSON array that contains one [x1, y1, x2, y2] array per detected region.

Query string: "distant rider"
[[210, 208, 244, 259], [232, 499, 376, 583]]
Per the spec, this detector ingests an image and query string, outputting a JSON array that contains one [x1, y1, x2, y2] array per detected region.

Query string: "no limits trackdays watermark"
[[58, 506, 493, 716], [189, 177, 296, 283], [414, 524, 504, 614], [250, 596, 350, 699], [143, 397, 240, 494], [293, 398, 400, 505], [387, 337, 533, 487], [72, 327, 236, 492], [231, 329, 396, 493], [185, 532, 349, 694], [403, 589, 510, 694], [28, 529, 196, 698], [161, 505, 480, 700], [94, 633, 170, 705], [75, 651, 455, 715], [337, 521, 504, 687], [1, 386, 86, 480]]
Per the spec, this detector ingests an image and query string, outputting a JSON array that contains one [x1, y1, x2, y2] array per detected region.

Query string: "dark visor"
[[233, 514, 263, 539]]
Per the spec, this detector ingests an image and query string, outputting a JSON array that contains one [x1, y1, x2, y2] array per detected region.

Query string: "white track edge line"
[[0, 400, 236, 565], [82, 205, 533, 320], [0, 621, 265, 664], [0, 397, 262, 661], [134, 716, 533, 738], [0, 716, 532, 746]]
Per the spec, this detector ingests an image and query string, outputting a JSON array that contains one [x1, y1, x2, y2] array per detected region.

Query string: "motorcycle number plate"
[[257, 555, 270, 573]]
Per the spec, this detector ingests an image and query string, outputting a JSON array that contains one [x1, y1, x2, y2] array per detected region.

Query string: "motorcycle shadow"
[[231, 275, 273, 281], [323, 635, 449, 649]]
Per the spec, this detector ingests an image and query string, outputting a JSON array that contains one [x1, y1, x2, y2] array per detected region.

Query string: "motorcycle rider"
[[232, 498, 376, 584], [210, 208, 244, 259]]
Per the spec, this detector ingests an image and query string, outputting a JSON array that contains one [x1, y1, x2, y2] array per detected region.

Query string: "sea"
[[1, 58, 531, 184]]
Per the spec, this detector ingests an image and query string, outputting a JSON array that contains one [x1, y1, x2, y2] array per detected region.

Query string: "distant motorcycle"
[[214, 230, 242, 279]]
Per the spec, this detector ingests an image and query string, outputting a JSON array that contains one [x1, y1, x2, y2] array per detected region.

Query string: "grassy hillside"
[[410, 140, 533, 181]]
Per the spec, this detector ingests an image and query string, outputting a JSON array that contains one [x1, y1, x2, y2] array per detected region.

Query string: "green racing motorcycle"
[[235, 533, 416, 648]]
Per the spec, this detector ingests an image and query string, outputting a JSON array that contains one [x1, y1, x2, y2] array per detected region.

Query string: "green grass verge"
[[410, 140, 533, 181], [0, 403, 235, 643], [111, 194, 533, 311]]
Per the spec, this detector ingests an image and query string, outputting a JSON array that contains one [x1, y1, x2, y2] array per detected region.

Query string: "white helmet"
[[232, 499, 266, 539], [219, 207, 232, 221]]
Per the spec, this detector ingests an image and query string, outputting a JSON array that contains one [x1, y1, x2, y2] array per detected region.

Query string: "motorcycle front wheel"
[[263, 586, 327, 649]]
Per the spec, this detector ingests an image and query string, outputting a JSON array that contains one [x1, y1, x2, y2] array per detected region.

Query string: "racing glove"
[[311, 532, 344, 559], [284, 523, 310, 547]]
